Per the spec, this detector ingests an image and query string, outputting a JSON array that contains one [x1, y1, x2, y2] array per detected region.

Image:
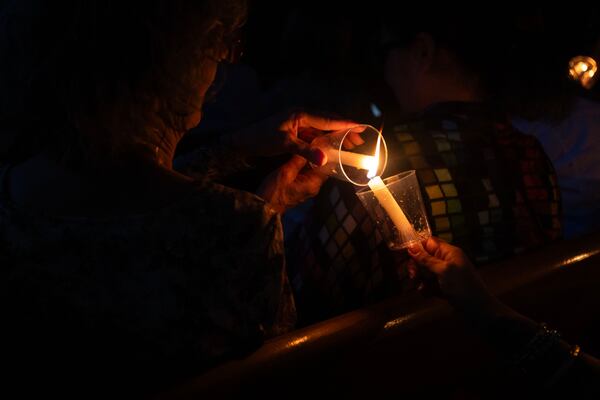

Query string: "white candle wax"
[[326, 148, 376, 171], [367, 176, 419, 244]]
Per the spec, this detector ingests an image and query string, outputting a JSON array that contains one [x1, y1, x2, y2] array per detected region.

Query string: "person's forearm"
[[471, 300, 539, 354], [408, 238, 599, 395], [471, 299, 600, 394]]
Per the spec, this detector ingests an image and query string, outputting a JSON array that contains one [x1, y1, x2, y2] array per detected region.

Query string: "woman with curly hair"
[[0, 0, 353, 395]]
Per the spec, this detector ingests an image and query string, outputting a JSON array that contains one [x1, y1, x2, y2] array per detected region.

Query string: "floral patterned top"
[[1, 149, 296, 385]]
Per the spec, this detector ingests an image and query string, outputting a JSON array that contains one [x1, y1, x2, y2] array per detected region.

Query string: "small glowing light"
[[561, 250, 600, 267], [286, 335, 309, 348], [384, 316, 411, 330], [569, 56, 598, 89], [370, 103, 382, 118]]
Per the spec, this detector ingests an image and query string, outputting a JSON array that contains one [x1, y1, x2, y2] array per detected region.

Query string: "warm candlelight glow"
[[367, 134, 382, 179], [311, 125, 388, 186], [569, 56, 598, 89]]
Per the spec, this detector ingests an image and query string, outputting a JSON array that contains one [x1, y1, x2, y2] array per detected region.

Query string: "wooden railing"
[[158, 233, 600, 398]]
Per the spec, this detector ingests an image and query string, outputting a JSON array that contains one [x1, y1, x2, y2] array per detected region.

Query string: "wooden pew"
[[158, 233, 600, 398]]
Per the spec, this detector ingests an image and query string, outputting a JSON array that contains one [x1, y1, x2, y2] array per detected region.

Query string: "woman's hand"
[[256, 155, 327, 214], [407, 238, 502, 316], [225, 111, 357, 165]]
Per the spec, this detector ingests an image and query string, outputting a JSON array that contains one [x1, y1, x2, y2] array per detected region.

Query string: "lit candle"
[[325, 148, 376, 171], [366, 135, 419, 244]]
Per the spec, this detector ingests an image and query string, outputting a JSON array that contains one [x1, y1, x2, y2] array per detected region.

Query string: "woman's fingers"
[[408, 244, 447, 275], [279, 155, 308, 183], [278, 112, 359, 164], [284, 135, 327, 166], [340, 126, 367, 149], [423, 237, 442, 255], [294, 112, 356, 131], [295, 169, 328, 199], [297, 127, 321, 143]]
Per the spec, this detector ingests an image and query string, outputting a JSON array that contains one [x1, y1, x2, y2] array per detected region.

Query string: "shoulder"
[[494, 124, 550, 164]]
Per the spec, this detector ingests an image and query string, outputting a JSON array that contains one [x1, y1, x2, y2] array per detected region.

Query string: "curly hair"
[[0, 0, 247, 166]]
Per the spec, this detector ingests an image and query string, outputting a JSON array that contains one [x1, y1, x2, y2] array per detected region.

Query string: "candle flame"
[[359, 156, 377, 171], [367, 133, 381, 179]]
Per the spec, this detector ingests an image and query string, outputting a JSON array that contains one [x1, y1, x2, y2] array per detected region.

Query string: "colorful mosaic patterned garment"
[[285, 102, 561, 325]]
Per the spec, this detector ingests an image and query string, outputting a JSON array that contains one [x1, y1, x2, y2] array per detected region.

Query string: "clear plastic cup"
[[356, 170, 431, 250], [310, 124, 388, 186]]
